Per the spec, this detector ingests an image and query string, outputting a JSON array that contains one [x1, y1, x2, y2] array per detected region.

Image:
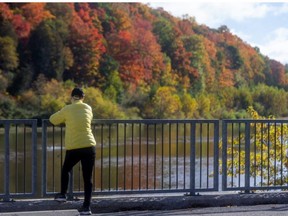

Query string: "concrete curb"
[[1, 192, 288, 214]]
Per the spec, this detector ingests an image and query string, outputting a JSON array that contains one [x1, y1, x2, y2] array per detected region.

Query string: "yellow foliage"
[[152, 86, 182, 119], [222, 106, 288, 187]]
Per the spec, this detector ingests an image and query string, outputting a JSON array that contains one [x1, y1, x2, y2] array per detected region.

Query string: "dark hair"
[[71, 87, 85, 98]]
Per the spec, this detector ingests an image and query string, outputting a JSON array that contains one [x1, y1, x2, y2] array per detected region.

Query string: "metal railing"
[[0, 120, 37, 201], [42, 119, 219, 197], [2, 119, 288, 201], [222, 119, 288, 192]]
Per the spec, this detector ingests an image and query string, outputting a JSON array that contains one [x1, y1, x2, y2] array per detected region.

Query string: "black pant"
[[61, 146, 96, 207]]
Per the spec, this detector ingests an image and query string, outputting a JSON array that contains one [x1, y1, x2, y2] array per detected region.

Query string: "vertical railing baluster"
[[154, 123, 157, 190], [231, 123, 234, 187], [116, 123, 119, 191], [32, 120, 37, 197], [124, 123, 127, 190], [267, 123, 270, 186], [238, 122, 241, 187], [189, 122, 196, 195], [139, 123, 141, 190], [100, 124, 104, 191], [42, 120, 47, 197], [222, 120, 227, 191], [214, 121, 219, 191], [183, 123, 186, 189], [244, 122, 250, 193], [169, 123, 171, 189], [176, 123, 179, 189], [4, 122, 10, 201], [281, 123, 284, 185], [15, 125, 18, 193], [23, 125, 26, 194], [52, 126, 55, 192], [199, 123, 203, 188], [146, 124, 149, 189], [206, 123, 210, 188], [131, 123, 134, 190], [108, 124, 111, 191], [260, 123, 264, 186], [161, 123, 164, 189], [253, 123, 257, 186], [92, 124, 96, 191], [274, 122, 277, 185]]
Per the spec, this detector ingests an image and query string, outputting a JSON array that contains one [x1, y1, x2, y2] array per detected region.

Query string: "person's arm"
[[49, 108, 65, 125]]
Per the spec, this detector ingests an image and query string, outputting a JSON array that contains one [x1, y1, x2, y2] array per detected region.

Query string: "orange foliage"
[[107, 18, 164, 85], [178, 19, 194, 35], [68, 4, 106, 83], [219, 67, 234, 87], [0, 3, 13, 20], [21, 3, 54, 29]]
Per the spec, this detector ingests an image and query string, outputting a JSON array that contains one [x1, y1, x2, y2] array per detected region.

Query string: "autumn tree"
[[0, 36, 18, 72], [67, 3, 105, 85], [181, 92, 198, 118], [152, 86, 182, 119], [221, 107, 288, 188], [21, 3, 54, 29]]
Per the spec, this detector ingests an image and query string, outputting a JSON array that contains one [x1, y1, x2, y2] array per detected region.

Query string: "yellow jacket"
[[49, 100, 96, 150]]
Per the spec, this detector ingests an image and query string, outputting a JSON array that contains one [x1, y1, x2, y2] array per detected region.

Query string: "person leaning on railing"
[[49, 87, 96, 216]]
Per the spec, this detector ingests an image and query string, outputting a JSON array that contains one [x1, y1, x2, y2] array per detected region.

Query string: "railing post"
[[244, 122, 251, 193], [214, 121, 219, 191], [4, 123, 11, 202], [189, 122, 196, 196], [42, 120, 47, 197], [222, 120, 227, 191], [32, 120, 38, 197]]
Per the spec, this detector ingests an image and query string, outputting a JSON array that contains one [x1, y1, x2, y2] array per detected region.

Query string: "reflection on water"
[[0, 122, 217, 195], [0, 126, 35, 195]]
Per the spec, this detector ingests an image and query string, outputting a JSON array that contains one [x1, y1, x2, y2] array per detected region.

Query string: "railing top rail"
[[92, 119, 219, 124], [42, 119, 219, 125], [222, 119, 288, 123], [0, 119, 38, 124]]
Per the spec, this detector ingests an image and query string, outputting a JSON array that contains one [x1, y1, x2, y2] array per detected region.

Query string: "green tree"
[[84, 87, 126, 119], [196, 93, 211, 118], [99, 54, 124, 103], [152, 86, 182, 119], [0, 36, 18, 71], [226, 45, 243, 70], [252, 84, 288, 117], [30, 20, 65, 80], [233, 87, 253, 110]]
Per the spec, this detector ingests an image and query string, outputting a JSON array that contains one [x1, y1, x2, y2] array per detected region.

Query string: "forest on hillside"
[[0, 2, 288, 120]]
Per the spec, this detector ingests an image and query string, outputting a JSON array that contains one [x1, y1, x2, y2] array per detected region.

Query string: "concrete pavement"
[[2, 204, 288, 215], [0, 210, 79, 216], [93, 204, 288, 215], [2, 191, 288, 215]]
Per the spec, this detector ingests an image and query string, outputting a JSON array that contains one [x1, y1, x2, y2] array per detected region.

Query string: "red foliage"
[[11, 14, 31, 38], [107, 18, 164, 85], [21, 3, 54, 29], [68, 5, 105, 82], [269, 59, 287, 86]]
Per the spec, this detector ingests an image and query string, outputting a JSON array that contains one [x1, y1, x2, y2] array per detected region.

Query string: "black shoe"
[[78, 206, 92, 215], [54, 193, 67, 202]]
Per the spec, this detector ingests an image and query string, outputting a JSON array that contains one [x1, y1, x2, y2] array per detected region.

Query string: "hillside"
[[0, 2, 288, 119]]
